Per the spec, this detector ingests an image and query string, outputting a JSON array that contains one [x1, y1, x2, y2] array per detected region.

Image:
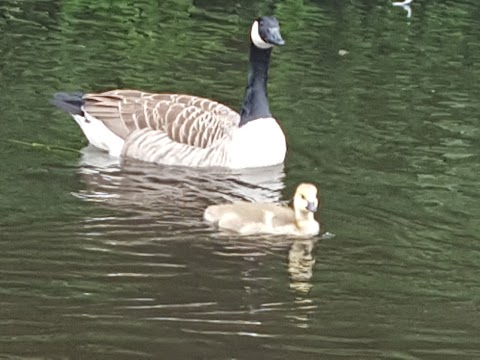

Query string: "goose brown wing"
[[82, 90, 240, 148]]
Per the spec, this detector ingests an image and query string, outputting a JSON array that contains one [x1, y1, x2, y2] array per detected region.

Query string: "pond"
[[1, 0, 479, 358]]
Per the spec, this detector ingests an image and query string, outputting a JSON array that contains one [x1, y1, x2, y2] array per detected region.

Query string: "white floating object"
[[392, 0, 412, 5]]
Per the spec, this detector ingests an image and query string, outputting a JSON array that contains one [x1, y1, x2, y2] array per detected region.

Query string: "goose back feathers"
[[51, 16, 286, 169]]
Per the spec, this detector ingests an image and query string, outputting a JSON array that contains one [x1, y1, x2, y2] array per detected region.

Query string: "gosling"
[[203, 183, 320, 236]]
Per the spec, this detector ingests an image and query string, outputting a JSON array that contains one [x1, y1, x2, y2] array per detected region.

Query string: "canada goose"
[[204, 183, 320, 236], [50, 16, 286, 169]]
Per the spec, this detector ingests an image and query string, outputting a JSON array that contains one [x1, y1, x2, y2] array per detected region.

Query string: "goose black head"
[[250, 16, 285, 49]]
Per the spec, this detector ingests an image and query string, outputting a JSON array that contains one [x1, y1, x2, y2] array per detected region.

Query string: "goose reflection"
[[74, 145, 285, 220]]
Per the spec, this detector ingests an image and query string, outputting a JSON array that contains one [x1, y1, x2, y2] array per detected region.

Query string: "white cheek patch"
[[250, 21, 274, 49]]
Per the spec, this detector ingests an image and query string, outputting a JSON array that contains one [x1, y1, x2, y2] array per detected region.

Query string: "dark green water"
[[1, 0, 480, 358]]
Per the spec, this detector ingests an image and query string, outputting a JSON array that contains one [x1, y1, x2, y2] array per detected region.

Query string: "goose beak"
[[306, 201, 317, 213], [267, 27, 285, 46]]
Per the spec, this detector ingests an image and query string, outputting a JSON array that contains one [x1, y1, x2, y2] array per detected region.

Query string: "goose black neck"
[[239, 44, 272, 126]]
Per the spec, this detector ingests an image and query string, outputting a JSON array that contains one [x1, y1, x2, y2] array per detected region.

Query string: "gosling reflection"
[[288, 239, 316, 294], [75, 146, 285, 218]]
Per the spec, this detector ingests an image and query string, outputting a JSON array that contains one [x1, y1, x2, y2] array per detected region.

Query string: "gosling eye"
[[301, 194, 306, 200]]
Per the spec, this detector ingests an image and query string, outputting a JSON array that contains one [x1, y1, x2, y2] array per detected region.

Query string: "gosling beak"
[[306, 201, 317, 213]]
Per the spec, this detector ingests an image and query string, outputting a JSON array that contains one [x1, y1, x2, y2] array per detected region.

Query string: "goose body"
[[204, 183, 320, 236], [51, 17, 286, 169]]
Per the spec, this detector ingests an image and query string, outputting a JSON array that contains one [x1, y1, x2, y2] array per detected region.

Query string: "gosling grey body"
[[204, 183, 320, 236], [50, 16, 286, 169]]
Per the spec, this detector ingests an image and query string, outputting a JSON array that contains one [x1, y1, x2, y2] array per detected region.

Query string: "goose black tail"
[[50, 92, 85, 116]]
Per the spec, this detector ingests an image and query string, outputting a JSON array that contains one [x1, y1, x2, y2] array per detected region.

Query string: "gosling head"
[[293, 183, 319, 216], [250, 16, 285, 49]]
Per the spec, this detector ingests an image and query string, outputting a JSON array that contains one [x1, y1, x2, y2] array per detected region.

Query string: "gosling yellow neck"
[[294, 209, 316, 230]]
